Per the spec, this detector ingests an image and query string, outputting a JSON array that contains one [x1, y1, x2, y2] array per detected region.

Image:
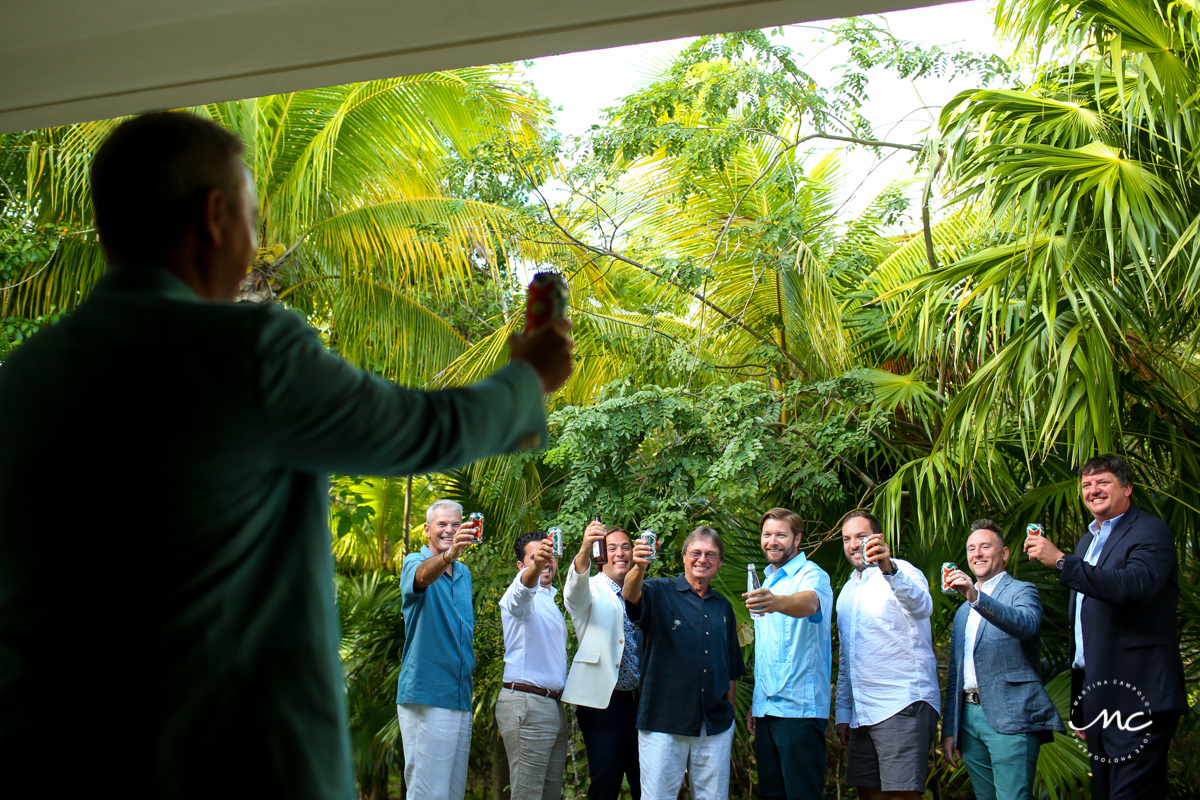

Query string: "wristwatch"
[[880, 561, 897, 577], [1054, 556, 1065, 572]]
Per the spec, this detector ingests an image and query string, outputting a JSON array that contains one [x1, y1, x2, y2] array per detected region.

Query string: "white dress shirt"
[[500, 567, 568, 692], [1072, 512, 1124, 669], [835, 558, 940, 727], [962, 571, 1006, 692]]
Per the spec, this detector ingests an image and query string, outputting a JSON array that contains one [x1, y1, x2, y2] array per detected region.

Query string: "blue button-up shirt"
[[396, 546, 475, 710], [627, 575, 746, 736], [751, 552, 834, 720], [1073, 512, 1125, 669]]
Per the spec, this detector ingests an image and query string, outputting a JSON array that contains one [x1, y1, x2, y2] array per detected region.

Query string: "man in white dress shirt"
[[496, 530, 569, 800], [834, 511, 939, 800]]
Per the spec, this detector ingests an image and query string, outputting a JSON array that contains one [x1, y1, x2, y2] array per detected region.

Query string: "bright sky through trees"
[[522, 0, 1012, 219]]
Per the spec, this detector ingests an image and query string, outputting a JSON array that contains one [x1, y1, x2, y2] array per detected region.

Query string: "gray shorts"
[[846, 701, 938, 792]]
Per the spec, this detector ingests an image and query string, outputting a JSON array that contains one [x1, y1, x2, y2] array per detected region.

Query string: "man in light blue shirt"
[[744, 507, 834, 800]]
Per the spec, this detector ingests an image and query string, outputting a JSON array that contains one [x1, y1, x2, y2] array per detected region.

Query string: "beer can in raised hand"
[[862, 537, 878, 569], [548, 527, 564, 559], [941, 562, 958, 594], [524, 272, 570, 332], [1026, 523, 1044, 538], [468, 512, 484, 544], [639, 530, 658, 562]]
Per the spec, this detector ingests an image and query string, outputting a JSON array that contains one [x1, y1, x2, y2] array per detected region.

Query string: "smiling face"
[[601, 531, 634, 584], [842, 516, 874, 571], [1081, 470, 1133, 522], [424, 505, 462, 555], [520, 540, 559, 587], [965, 528, 1009, 582], [683, 535, 722, 586], [760, 518, 799, 566]]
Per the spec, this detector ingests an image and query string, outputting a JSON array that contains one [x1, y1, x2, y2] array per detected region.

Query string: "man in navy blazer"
[[942, 520, 1064, 800], [1025, 454, 1186, 800]]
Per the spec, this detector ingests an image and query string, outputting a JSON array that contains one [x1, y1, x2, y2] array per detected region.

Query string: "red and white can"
[[468, 512, 484, 544], [1026, 523, 1044, 538], [547, 527, 564, 559], [524, 272, 570, 332], [941, 562, 958, 594]]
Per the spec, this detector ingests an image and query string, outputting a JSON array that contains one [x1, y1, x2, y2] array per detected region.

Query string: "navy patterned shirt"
[[603, 574, 641, 691], [626, 575, 746, 736]]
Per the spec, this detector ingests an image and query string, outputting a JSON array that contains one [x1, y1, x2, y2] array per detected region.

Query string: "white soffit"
[[0, 0, 954, 133]]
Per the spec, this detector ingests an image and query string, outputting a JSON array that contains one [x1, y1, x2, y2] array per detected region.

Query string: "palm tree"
[[4, 69, 565, 387], [877, 0, 1200, 542]]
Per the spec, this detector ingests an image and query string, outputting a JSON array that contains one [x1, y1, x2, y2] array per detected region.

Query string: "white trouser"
[[638, 722, 734, 800], [396, 703, 471, 800]]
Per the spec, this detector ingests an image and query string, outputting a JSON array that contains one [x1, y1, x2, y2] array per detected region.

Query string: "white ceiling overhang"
[[1, 0, 953, 134]]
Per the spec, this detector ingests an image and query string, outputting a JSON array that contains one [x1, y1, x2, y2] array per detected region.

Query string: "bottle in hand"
[[591, 513, 608, 564], [747, 564, 764, 619]]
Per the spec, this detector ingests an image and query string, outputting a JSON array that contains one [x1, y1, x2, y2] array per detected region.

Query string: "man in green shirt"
[[0, 112, 572, 799]]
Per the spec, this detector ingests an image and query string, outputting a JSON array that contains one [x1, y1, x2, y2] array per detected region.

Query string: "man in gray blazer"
[[941, 519, 1064, 800]]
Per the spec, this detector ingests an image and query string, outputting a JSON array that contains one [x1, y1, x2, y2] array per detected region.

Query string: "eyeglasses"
[[685, 550, 720, 562]]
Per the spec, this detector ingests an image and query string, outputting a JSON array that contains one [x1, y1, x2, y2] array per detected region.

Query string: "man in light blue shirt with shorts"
[[744, 507, 834, 800]]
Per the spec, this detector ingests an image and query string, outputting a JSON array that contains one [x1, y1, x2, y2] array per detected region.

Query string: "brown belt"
[[503, 681, 562, 701]]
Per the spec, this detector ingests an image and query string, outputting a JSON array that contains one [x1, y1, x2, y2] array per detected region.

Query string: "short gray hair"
[[426, 499, 463, 525], [681, 526, 723, 560]]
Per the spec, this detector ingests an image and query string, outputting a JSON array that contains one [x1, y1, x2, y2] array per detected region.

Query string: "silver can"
[[639, 530, 658, 561], [468, 512, 484, 544], [548, 527, 564, 558]]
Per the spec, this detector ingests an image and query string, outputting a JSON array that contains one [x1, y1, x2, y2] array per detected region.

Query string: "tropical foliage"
[[8, 2, 1200, 797]]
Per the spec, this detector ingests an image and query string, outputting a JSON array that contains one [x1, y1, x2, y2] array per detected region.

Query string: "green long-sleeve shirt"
[[0, 265, 547, 799]]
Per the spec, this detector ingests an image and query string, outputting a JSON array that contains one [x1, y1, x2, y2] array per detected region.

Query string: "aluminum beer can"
[[861, 538, 878, 568], [468, 512, 484, 544], [639, 530, 658, 561], [548, 527, 564, 558], [524, 272, 570, 332], [941, 562, 958, 594], [1026, 523, 1044, 537]]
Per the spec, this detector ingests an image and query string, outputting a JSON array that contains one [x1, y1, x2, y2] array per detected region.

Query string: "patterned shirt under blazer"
[[562, 565, 633, 708], [942, 572, 1065, 748]]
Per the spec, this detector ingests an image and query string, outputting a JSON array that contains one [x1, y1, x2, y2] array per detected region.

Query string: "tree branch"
[[921, 144, 946, 271]]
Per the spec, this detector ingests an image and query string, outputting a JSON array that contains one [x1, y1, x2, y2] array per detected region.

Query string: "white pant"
[[396, 703, 471, 800], [638, 723, 734, 800]]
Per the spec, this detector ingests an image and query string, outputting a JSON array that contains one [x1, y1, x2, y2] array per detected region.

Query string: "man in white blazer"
[[562, 521, 642, 800]]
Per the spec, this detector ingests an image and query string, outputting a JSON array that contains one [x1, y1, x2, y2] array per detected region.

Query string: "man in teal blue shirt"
[[0, 112, 572, 800], [744, 508, 834, 800], [395, 500, 480, 799]]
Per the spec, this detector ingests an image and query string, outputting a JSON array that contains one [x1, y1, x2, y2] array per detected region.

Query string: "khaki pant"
[[495, 688, 569, 800]]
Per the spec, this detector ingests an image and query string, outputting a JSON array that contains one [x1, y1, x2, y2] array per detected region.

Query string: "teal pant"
[[960, 702, 1041, 800]]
